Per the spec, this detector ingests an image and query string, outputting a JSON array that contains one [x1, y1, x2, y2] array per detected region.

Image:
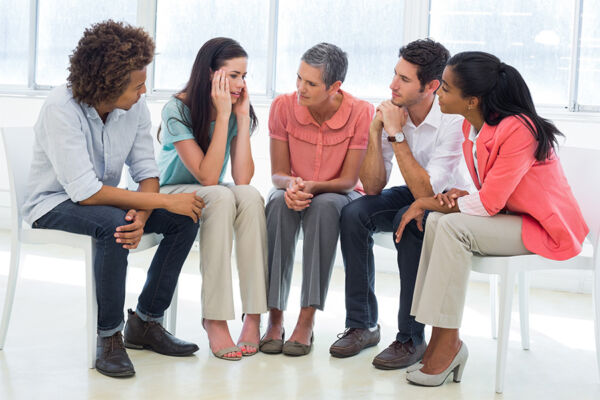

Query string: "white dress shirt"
[[381, 97, 472, 194]]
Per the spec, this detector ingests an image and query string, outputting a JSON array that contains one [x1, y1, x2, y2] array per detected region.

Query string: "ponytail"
[[448, 52, 562, 161]]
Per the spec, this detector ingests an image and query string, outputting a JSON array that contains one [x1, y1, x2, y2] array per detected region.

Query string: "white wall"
[[1, 94, 599, 293]]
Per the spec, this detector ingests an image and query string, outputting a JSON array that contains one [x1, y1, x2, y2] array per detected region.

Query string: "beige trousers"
[[411, 212, 531, 329], [160, 184, 268, 320]]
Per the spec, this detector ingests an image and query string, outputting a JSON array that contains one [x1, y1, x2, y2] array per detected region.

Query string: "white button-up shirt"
[[22, 85, 159, 225], [381, 97, 471, 194]]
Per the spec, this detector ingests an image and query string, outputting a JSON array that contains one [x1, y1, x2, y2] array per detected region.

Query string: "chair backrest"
[[1, 127, 35, 232], [558, 146, 600, 258]]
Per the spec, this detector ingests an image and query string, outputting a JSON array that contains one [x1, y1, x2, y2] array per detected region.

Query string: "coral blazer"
[[463, 116, 588, 260]]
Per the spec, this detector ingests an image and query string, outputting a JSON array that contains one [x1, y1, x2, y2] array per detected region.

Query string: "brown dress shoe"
[[329, 325, 381, 358], [372, 339, 426, 370], [95, 332, 135, 378], [124, 309, 199, 356]]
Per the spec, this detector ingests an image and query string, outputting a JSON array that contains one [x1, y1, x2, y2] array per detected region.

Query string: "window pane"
[[36, 0, 136, 86], [154, 0, 269, 94], [578, 0, 600, 106], [429, 0, 573, 106], [0, 0, 29, 85], [276, 0, 404, 98]]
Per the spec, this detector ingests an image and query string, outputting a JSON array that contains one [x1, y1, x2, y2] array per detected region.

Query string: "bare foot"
[[237, 314, 260, 355], [202, 319, 241, 359], [287, 307, 315, 345], [263, 309, 284, 341]]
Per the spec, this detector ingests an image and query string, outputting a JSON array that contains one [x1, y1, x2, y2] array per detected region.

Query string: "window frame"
[[0, 0, 598, 112]]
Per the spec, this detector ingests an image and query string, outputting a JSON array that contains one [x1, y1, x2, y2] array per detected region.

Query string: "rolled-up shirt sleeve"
[[36, 104, 102, 202], [425, 117, 465, 194], [126, 100, 160, 183]]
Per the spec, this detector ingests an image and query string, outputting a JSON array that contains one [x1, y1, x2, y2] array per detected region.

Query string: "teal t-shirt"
[[157, 97, 238, 185]]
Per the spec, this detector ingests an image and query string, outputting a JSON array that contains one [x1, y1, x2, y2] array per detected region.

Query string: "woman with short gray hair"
[[260, 43, 374, 356]]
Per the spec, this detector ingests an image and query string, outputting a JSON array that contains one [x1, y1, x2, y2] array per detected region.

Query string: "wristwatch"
[[387, 131, 405, 143]]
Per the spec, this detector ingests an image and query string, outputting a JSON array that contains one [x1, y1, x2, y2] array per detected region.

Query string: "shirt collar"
[[469, 125, 479, 142], [293, 89, 354, 129], [420, 96, 442, 129], [81, 102, 127, 122]]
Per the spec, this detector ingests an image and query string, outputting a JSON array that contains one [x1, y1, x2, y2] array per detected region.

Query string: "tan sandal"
[[202, 318, 242, 361], [237, 341, 259, 356], [212, 346, 242, 361]]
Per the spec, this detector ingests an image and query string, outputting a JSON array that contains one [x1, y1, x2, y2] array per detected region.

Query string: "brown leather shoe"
[[329, 325, 381, 358], [124, 309, 199, 356], [95, 332, 135, 378], [372, 339, 426, 370]]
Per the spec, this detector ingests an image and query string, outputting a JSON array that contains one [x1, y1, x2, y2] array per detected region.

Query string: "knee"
[[266, 189, 287, 215], [234, 185, 265, 211], [340, 197, 367, 228], [202, 186, 235, 216], [165, 211, 200, 237], [436, 213, 466, 239], [310, 193, 344, 216], [95, 209, 128, 241]]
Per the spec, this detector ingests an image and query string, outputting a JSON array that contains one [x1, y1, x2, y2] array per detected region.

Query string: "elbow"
[[363, 187, 382, 196], [199, 178, 219, 186]]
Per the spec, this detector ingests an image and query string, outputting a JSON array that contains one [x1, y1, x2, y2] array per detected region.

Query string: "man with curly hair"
[[329, 39, 471, 369], [22, 20, 203, 377]]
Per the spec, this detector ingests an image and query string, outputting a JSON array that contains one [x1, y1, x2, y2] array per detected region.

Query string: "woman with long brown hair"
[[157, 38, 266, 361]]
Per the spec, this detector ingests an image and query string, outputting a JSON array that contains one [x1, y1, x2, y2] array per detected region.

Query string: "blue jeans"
[[34, 200, 199, 337], [340, 186, 427, 344]]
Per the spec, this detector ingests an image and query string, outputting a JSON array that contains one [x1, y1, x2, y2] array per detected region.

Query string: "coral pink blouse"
[[269, 90, 374, 193]]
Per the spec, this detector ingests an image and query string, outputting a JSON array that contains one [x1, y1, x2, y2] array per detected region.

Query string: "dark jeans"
[[340, 185, 428, 344], [34, 200, 199, 335]]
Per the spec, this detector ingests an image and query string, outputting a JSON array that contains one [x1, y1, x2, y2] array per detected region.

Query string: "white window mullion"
[[403, 0, 430, 44], [137, 0, 158, 94], [266, 0, 279, 98], [28, 0, 39, 89], [568, 0, 584, 112]]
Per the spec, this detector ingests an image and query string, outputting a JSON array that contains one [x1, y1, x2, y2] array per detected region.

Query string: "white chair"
[[0, 127, 178, 369], [373, 146, 599, 393], [473, 146, 600, 393]]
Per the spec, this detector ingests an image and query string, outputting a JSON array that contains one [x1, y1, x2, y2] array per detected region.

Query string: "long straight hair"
[[447, 51, 562, 161], [159, 37, 258, 152]]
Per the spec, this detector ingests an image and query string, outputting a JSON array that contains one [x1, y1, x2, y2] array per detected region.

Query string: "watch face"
[[387, 132, 404, 142]]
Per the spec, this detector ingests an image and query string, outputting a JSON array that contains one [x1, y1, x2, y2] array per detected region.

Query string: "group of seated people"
[[21, 20, 588, 386]]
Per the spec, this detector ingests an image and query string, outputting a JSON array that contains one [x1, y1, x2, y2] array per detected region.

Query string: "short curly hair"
[[67, 20, 155, 106], [398, 39, 449, 89]]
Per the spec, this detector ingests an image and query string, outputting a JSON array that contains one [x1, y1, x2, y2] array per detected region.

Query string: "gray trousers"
[[266, 189, 361, 310]]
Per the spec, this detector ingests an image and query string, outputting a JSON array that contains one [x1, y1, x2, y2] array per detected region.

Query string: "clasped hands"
[[371, 100, 409, 136], [284, 177, 316, 211]]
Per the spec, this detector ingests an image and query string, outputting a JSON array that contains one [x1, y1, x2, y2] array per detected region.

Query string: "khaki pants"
[[411, 212, 531, 329], [160, 184, 268, 320]]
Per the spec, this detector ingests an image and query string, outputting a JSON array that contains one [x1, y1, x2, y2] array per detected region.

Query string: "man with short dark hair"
[[329, 39, 470, 370], [23, 20, 203, 377]]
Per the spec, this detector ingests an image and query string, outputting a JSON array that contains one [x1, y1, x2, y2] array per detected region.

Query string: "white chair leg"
[[167, 284, 178, 335], [495, 269, 516, 394], [518, 271, 530, 350], [593, 265, 600, 381], [85, 241, 97, 369], [490, 274, 498, 339], [0, 237, 21, 349]]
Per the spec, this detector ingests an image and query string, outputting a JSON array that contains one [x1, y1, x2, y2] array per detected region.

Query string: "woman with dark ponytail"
[[157, 38, 266, 361], [394, 51, 588, 386]]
